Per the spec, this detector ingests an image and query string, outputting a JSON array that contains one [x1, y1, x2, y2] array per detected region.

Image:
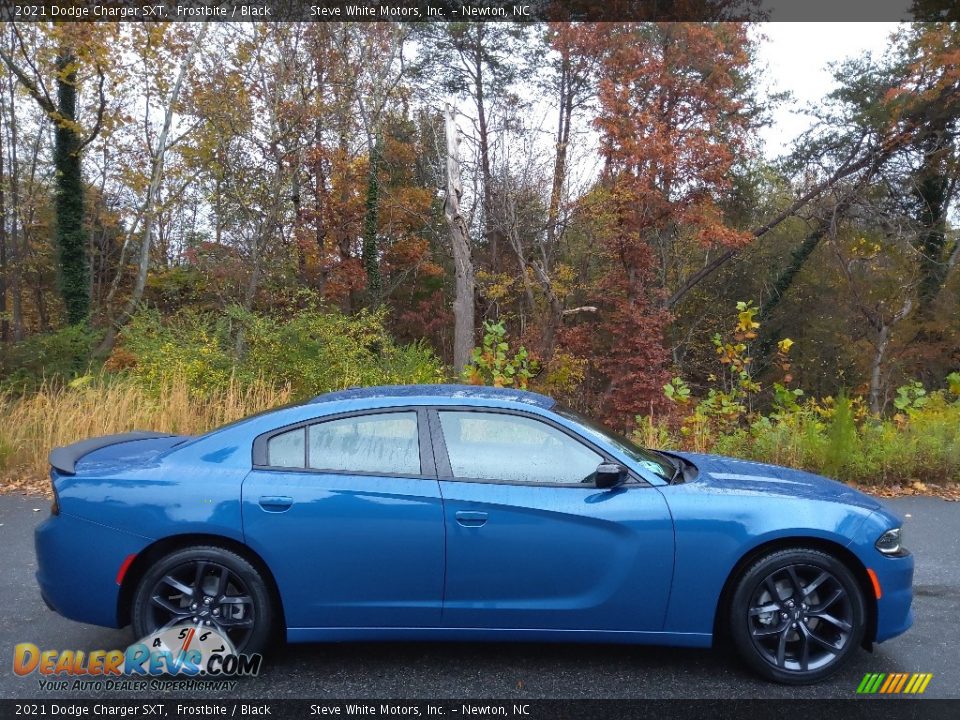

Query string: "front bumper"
[[871, 550, 914, 643], [35, 512, 150, 629], [849, 508, 914, 644]]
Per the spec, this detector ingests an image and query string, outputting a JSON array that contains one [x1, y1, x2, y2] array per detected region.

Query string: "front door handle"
[[258, 495, 293, 512], [455, 511, 488, 527]]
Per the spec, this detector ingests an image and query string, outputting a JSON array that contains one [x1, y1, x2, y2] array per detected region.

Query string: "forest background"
[[0, 20, 957, 495]]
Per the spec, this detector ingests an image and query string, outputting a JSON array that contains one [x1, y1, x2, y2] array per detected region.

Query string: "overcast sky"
[[757, 22, 903, 157]]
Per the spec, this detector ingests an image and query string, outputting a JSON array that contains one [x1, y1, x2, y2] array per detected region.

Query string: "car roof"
[[308, 384, 555, 410]]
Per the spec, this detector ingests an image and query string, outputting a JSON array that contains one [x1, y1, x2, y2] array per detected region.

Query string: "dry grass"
[[0, 374, 291, 496]]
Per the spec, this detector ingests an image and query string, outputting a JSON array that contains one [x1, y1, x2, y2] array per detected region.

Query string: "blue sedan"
[[36, 384, 912, 683]]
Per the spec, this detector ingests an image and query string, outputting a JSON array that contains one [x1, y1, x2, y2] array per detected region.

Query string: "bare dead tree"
[[444, 105, 475, 373]]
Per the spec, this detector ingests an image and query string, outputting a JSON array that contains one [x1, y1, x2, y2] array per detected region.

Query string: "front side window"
[[554, 406, 674, 482], [308, 412, 420, 475], [438, 411, 603, 485]]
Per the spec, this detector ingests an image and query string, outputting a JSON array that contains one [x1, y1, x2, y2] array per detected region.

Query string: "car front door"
[[242, 408, 445, 632], [431, 408, 675, 633]]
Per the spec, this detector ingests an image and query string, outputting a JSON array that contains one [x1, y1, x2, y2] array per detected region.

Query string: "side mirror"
[[595, 462, 627, 489]]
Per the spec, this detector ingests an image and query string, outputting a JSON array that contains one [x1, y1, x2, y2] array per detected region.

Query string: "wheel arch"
[[712, 536, 877, 649], [116, 533, 287, 638]]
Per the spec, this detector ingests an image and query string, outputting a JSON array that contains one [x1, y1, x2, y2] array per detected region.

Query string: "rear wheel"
[[131, 546, 274, 655], [729, 548, 865, 684]]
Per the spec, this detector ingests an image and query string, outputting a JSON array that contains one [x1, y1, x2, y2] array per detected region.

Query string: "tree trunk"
[[868, 323, 890, 415], [537, 274, 565, 363], [912, 122, 951, 318], [546, 53, 573, 252], [537, 54, 575, 361], [444, 105, 475, 374], [54, 49, 88, 325], [473, 42, 499, 277], [0, 106, 6, 342], [4, 72, 22, 340], [362, 136, 382, 306], [868, 298, 912, 415], [290, 153, 308, 280]]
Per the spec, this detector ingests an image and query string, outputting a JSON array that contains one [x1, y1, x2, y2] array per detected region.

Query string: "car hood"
[[672, 452, 882, 510]]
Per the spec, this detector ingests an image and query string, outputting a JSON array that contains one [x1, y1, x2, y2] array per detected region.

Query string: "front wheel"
[[131, 546, 275, 655], [729, 548, 866, 684]]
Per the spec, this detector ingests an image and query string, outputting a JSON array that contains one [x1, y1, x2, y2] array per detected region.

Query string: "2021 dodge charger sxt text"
[[36, 384, 913, 684]]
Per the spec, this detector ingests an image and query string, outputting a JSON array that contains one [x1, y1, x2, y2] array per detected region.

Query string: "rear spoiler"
[[49, 432, 176, 475]]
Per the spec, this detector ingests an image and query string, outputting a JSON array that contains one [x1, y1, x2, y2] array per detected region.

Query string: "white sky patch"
[[756, 22, 902, 159]]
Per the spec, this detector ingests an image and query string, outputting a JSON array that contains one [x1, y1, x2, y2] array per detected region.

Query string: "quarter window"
[[267, 427, 305, 468], [308, 412, 420, 475], [438, 411, 603, 485]]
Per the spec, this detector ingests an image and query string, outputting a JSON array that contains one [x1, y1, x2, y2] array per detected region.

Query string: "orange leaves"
[[590, 23, 756, 250], [877, 25, 960, 132], [383, 237, 443, 279], [378, 186, 433, 235]]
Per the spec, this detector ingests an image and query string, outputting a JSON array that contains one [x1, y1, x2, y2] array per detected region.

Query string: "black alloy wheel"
[[730, 548, 866, 683], [132, 546, 274, 655]]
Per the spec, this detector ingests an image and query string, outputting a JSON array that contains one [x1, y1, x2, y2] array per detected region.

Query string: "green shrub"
[[823, 390, 858, 480], [656, 390, 960, 487], [0, 324, 101, 391], [463, 320, 536, 389], [116, 305, 444, 399], [649, 300, 960, 487]]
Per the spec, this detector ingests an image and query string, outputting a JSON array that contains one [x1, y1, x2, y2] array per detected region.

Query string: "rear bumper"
[[35, 512, 150, 629]]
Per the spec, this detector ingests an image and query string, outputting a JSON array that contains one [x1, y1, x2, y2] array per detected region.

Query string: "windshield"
[[554, 406, 676, 482]]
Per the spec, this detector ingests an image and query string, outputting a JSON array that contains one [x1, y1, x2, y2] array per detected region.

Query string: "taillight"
[[50, 472, 60, 516]]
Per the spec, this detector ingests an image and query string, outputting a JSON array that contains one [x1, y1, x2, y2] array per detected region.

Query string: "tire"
[[131, 545, 274, 655], [729, 548, 866, 684]]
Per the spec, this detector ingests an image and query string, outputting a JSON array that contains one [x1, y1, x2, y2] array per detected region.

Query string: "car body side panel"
[[286, 627, 712, 646], [35, 512, 151, 628], [438, 481, 675, 632], [242, 470, 446, 630], [659, 482, 875, 635], [53, 460, 247, 545]]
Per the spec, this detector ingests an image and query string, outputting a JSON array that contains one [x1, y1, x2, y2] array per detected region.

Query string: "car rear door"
[[431, 407, 675, 633], [241, 408, 445, 631]]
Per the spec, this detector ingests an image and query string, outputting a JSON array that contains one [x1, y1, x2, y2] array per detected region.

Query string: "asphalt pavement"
[[0, 493, 956, 700]]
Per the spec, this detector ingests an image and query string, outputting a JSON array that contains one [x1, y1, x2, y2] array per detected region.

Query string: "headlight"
[[875, 527, 903, 555]]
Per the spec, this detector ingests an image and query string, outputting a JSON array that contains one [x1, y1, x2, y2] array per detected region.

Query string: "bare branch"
[[77, 62, 106, 151], [0, 45, 56, 117]]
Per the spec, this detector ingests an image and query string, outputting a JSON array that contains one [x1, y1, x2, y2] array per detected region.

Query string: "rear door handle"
[[258, 495, 293, 512], [455, 511, 488, 527]]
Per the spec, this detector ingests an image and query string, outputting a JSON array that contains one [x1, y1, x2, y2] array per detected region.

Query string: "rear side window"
[[308, 412, 420, 475], [267, 427, 305, 468], [438, 411, 602, 485]]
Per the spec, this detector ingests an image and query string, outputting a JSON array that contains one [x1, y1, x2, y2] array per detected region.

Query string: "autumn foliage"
[[0, 20, 958, 441]]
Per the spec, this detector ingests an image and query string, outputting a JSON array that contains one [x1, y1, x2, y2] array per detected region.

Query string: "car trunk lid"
[[49, 432, 193, 475]]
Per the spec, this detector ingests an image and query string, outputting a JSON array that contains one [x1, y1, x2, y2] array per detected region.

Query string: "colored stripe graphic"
[[857, 673, 932, 695]]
